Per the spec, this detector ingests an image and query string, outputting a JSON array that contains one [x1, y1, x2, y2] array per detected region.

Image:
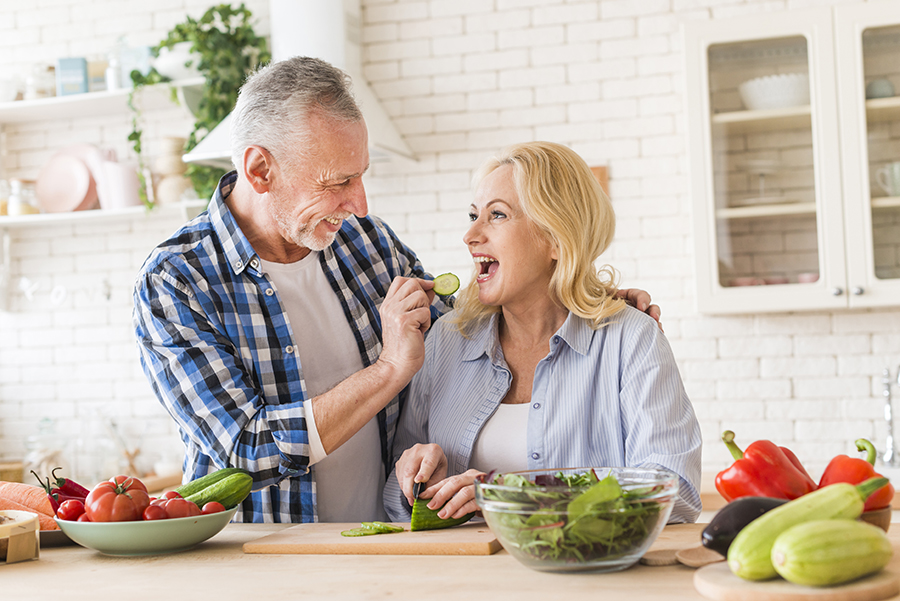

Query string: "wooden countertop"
[[5, 523, 900, 600]]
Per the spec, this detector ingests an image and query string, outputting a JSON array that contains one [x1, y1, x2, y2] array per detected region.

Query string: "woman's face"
[[464, 164, 557, 310]]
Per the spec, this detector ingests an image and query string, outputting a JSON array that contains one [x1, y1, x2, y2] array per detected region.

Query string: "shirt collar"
[[209, 171, 261, 276], [458, 310, 593, 362]]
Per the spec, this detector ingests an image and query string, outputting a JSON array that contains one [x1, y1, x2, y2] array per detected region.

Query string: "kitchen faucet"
[[883, 367, 899, 467]]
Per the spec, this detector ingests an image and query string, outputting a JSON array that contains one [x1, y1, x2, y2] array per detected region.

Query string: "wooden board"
[[694, 562, 900, 601], [242, 522, 501, 556]]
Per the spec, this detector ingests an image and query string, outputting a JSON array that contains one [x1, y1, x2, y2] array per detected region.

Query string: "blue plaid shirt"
[[133, 172, 449, 523]]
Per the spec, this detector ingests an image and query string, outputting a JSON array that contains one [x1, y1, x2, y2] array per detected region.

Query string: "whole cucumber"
[[771, 519, 892, 586], [175, 467, 250, 498], [184, 472, 253, 509], [727, 477, 888, 581]]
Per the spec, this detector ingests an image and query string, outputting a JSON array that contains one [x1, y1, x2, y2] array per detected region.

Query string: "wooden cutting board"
[[242, 522, 501, 556], [694, 562, 900, 601]]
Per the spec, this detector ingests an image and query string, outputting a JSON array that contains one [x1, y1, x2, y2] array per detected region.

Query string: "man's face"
[[268, 113, 370, 252]]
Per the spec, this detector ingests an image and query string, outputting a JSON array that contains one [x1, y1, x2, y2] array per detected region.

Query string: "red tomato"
[[84, 476, 151, 522], [161, 490, 182, 500], [163, 498, 202, 519], [77, 513, 92, 522], [56, 499, 85, 521], [142, 505, 168, 521], [201, 501, 226, 515]]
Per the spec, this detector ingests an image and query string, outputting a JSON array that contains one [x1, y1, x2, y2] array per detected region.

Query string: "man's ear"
[[243, 145, 276, 194]]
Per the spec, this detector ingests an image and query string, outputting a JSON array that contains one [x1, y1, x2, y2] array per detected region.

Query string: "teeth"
[[324, 217, 341, 225], [473, 256, 496, 263]]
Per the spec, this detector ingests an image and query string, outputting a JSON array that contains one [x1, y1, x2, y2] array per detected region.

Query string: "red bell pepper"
[[715, 430, 817, 502], [818, 439, 894, 511]]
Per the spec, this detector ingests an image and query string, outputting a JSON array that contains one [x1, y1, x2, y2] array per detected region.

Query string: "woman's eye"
[[490, 210, 506, 220], [468, 212, 477, 222]]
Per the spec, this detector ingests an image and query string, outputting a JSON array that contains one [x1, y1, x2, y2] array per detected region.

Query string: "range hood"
[[183, 0, 416, 169]]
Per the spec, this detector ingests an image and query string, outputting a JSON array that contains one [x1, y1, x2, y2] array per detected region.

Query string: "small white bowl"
[[738, 73, 810, 111]]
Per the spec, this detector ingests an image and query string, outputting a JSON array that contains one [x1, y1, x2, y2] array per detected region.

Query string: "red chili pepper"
[[818, 439, 895, 511], [714, 430, 818, 502], [31, 468, 89, 514], [49, 467, 91, 498]]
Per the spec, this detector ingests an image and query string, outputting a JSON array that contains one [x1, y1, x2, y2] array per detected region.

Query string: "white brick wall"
[[1, 0, 900, 486]]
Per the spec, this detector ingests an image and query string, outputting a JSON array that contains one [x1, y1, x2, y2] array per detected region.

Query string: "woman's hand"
[[419, 469, 485, 520], [395, 443, 448, 507]]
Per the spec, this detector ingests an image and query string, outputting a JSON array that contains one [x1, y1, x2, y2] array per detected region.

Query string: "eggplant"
[[701, 496, 788, 556]]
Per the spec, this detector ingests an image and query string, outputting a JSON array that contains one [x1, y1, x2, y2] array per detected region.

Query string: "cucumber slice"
[[432, 273, 460, 296]]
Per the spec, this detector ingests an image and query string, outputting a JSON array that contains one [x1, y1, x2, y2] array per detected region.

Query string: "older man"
[[133, 57, 657, 523]]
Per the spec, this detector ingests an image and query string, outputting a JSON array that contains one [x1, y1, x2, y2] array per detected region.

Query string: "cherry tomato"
[[77, 513, 92, 522], [56, 499, 85, 521], [163, 498, 202, 519], [142, 505, 168, 521], [201, 501, 226, 515], [84, 475, 151, 522], [161, 490, 182, 500]]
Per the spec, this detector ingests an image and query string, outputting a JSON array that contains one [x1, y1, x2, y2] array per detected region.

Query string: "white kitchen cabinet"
[[683, 1, 900, 314]]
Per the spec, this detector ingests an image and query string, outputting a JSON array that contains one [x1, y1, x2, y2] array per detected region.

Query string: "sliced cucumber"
[[432, 273, 460, 296]]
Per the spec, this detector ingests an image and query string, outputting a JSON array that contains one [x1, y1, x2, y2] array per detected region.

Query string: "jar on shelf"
[[24, 64, 56, 100], [7, 179, 40, 215], [23, 418, 73, 481], [0, 179, 9, 216]]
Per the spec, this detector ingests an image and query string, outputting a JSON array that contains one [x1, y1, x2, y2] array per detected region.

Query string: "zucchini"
[[362, 521, 404, 534], [771, 519, 892, 586], [184, 472, 253, 509], [410, 498, 474, 531], [341, 527, 382, 537], [727, 477, 888, 581], [175, 467, 250, 498]]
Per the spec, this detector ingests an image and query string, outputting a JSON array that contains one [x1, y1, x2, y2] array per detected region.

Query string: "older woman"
[[384, 142, 701, 524]]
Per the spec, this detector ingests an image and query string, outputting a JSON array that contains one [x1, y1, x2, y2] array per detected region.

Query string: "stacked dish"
[[738, 73, 810, 111]]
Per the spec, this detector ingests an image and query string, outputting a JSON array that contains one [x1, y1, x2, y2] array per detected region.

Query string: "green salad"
[[477, 469, 665, 565]]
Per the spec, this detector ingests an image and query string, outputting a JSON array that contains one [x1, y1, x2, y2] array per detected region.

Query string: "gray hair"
[[229, 56, 363, 170]]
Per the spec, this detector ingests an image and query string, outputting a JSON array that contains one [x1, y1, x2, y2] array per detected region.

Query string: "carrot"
[[0, 497, 59, 530], [0, 481, 54, 517]]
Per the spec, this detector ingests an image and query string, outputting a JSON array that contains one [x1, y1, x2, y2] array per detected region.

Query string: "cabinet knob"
[[831, 287, 844, 296], [851, 286, 864, 296]]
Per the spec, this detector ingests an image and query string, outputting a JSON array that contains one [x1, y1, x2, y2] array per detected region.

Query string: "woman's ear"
[[243, 145, 276, 194]]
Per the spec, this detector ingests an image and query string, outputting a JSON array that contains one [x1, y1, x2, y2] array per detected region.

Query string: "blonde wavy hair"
[[451, 141, 626, 335]]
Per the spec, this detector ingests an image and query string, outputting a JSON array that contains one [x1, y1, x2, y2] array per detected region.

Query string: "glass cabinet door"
[[837, 1, 900, 307], [684, 8, 846, 314], [707, 36, 819, 290]]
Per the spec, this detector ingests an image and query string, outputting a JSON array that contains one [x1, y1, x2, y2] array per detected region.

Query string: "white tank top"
[[260, 253, 385, 522], [469, 402, 530, 475]]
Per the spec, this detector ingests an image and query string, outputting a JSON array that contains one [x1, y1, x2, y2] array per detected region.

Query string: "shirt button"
[[553, 336, 560, 343], [234, 260, 243, 270], [285, 345, 294, 355], [250, 258, 259, 269], [265, 288, 274, 296], [532, 402, 540, 409], [531, 452, 540, 460]]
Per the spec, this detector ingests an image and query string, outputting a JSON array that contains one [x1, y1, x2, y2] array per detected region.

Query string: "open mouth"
[[324, 217, 342, 226], [474, 255, 498, 280]]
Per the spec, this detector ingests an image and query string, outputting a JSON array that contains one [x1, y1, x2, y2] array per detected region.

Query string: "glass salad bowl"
[[474, 467, 678, 573]]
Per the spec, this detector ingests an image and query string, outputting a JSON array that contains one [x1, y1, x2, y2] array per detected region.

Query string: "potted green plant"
[[129, 3, 270, 207]]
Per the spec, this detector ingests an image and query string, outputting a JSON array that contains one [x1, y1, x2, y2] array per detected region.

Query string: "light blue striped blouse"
[[384, 305, 702, 523]]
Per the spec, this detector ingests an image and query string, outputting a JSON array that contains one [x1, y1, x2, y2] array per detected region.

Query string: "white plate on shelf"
[[35, 153, 97, 213]]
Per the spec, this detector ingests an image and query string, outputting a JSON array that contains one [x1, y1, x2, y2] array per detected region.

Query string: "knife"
[[412, 481, 425, 503]]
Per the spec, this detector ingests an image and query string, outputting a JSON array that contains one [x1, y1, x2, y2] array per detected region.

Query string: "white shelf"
[[711, 105, 812, 134], [0, 199, 208, 229], [872, 196, 900, 209], [0, 77, 204, 124], [716, 201, 817, 220]]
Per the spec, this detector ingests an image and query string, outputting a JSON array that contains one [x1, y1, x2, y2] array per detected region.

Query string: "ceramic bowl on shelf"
[[738, 73, 810, 111]]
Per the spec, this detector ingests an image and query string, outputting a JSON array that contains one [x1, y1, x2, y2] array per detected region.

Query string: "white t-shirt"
[[260, 253, 386, 522], [469, 402, 529, 475]]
